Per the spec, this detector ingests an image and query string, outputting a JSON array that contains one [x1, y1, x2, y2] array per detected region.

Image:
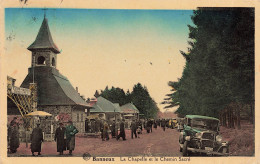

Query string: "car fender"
[[179, 131, 186, 144]]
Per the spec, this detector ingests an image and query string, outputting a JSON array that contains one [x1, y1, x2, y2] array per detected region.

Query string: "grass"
[[220, 120, 254, 156]]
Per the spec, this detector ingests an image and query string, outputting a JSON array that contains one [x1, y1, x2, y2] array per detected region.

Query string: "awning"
[[87, 114, 100, 119], [124, 114, 135, 117], [26, 111, 52, 117]]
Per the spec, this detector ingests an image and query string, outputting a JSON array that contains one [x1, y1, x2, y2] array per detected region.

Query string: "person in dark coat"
[[146, 119, 153, 133], [143, 119, 147, 129], [65, 121, 78, 155], [8, 117, 20, 153], [130, 120, 137, 139], [161, 119, 166, 131], [85, 118, 89, 133], [146, 120, 150, 133], [100, 119, 105, 141], [103, 121, 109, 141], [138, 120, 143, 134], [110, 120, 116, 138], [94, 119, 99, 133], [55, 122, 66, 155], [90, 120, 95, 133], [153, 120, 157, 129], [31, 123, 43, 156], [149, 119, 153, 133], [117, 119, 126, 141]]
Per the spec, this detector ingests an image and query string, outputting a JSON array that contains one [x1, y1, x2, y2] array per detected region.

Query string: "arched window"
[[52, 57, 55, 66], [37, 56, 46, 65]]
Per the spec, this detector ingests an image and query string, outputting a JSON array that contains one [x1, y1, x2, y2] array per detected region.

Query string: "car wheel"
[[182, 141, 189, 156], [222, 147, 229, 156]]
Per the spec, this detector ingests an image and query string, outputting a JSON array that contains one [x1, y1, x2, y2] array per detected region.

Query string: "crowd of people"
[[32, 120, 79, 156], [8, 117, 179, 156], [86, 118, 176, 141], [8, 117, 79, 156], [142, 118, 177, 132]]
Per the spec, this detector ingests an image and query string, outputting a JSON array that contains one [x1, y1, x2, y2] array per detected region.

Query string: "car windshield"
[[191, 119, 219, 131]]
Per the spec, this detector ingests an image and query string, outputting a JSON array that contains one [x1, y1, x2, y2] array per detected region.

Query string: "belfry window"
[[52, 57, 55, 66], [37, 56, 46, 65]]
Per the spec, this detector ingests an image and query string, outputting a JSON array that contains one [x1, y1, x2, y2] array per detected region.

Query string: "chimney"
[[76, 87, 78, 93]]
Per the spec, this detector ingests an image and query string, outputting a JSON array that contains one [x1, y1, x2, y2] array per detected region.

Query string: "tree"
[[99, 83, 160, 118], [94, 90, 100, 98], [161, 81, 180, 109], [166, 8, 254, 127], [100, 86, 129, 106], [131, 83, 159, 118]]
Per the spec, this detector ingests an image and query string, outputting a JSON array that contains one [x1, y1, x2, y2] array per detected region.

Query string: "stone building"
[[20, 15, 91, 140]]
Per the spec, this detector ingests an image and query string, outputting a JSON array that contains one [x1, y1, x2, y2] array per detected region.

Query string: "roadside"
[[220, 121, 254, 156]]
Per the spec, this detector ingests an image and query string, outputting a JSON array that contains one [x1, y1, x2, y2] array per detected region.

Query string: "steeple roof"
[[28, 16, 60, 53]]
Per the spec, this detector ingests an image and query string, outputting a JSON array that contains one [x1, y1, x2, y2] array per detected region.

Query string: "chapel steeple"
[[28, 16, 60, 68]]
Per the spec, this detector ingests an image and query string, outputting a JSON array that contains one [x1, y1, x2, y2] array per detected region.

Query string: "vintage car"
[[179, 115, 229, 156], [168, 119, 177, 129], [171, 118, 178, 129], [177, 118, 185, 132]]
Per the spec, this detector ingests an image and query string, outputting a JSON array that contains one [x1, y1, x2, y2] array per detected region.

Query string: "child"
[[137, 125, 141, 138]]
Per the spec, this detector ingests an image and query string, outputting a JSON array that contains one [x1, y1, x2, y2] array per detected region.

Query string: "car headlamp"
[[222, 141, 228, 146], [195, 132, 202, 138], [185, 136, 191, 141], [216, 135, 222, 142]]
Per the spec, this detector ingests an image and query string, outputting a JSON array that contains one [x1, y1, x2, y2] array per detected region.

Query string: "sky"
[[5, 8, 193, 112]]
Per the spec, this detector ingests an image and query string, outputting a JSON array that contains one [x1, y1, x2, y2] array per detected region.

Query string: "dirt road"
[[9, 127, 181, 157]]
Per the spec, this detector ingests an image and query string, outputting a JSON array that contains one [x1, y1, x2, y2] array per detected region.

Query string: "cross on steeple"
[[43, 8, 47, 18]]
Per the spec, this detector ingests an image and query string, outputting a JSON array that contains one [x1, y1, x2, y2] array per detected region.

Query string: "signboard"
[[123, 108, 135, 113], [11, 86, 31, 96], [56, 113, 71, 122]]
